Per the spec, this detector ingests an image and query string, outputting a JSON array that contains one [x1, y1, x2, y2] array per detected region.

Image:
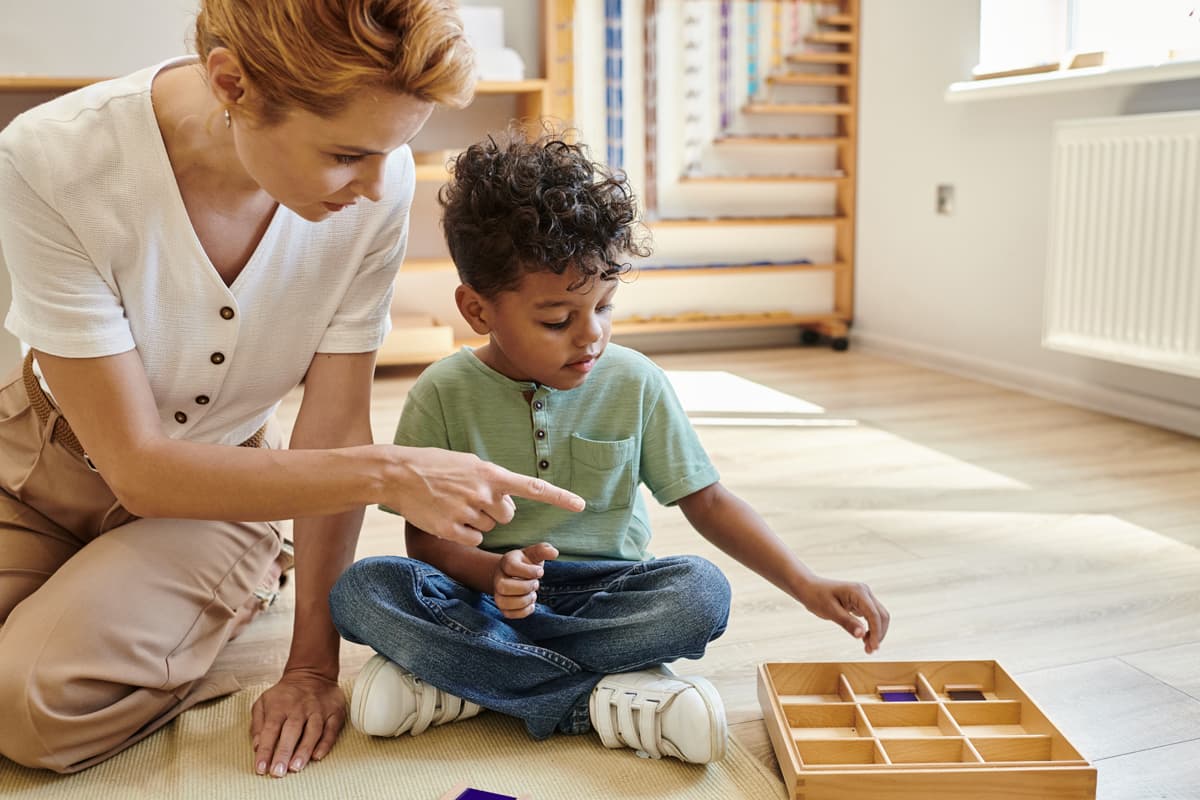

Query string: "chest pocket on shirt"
[[569, 434, 636, 512]]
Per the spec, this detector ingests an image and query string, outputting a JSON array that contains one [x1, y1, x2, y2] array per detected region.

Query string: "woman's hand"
[[491, 542, 558, 619], [387, 447, 583, 545], [250, 668, 347, 778], [796, 576, 891, 654]]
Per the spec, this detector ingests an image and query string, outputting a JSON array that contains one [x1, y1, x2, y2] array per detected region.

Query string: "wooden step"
[[651, 216, 845, 228], [634, 261, 846, 278], [0, 76, 103, 92], [413, 164, 450, 182], [714, 135, 850, 146], [679, 173, 846, 184], [786, 51, 854, 66], [400, 258, 456, 273], [768, 72, 851, 87], [819, 14, 855, 27], [743, 102, 852, 115], [805, 31, 854, 45], [613, 312, 844, 336], [472, 79, 549, 96]]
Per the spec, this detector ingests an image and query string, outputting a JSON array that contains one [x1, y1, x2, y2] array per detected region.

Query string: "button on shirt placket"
[[186, 303, 238, 431], [531, 391, 552, 475]]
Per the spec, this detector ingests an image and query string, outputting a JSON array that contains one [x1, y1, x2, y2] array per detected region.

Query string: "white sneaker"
[[588, 667, 727, 764], [350, 654, 481, 737]]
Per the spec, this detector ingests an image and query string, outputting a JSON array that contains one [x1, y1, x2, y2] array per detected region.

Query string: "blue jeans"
[[329, 554, 731, 739]]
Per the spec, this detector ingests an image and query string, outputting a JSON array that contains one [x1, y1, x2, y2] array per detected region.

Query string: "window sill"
[[945, 59, 1200, 103]]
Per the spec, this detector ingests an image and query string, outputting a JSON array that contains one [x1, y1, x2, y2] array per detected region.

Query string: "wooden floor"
[[214, 346, 1200, 800]]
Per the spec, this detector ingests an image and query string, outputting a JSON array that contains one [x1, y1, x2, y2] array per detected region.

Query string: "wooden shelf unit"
[[0, 75, 547, 108], [786, 51, 853, 66], [0, 76, 103, 92], [714, 135, 850, 146], [650, 216, 846, 228], [632, 261, 845, 279], [472, 79, 549, 122], [678, 174, 847, 184], [768, 73, 852, 87], [535, 1, 861, 350], [413, 164, 450, 183], [805, 31, 855, 46], [375, 338, 456, 368], [379, 78, 547, 366], [394, 260, 848, 281], [822, 0, 860, 335], [400, 257, 457, 273], [759, 661, 1097, 800], [819, 13, 855, 27], [614, 312, 837, 336], [542, 0, 576, 124], [742, 102, 853, 115]]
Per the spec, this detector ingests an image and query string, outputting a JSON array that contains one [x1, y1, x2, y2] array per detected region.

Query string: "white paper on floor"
[[664, 370, 857, 428]]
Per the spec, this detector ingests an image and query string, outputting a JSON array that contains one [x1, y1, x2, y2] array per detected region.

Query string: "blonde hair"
[[195, 0, 475, 124]]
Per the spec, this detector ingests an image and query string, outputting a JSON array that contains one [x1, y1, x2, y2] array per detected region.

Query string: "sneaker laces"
[[593, 686, 665, 759], [410, 677, 480, 736]]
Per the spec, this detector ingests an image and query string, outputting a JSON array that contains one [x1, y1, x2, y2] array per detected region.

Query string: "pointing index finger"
[[503, 472, 585, 512]]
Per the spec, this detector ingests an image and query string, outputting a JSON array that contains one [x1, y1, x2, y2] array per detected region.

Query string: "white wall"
[[0, 0, 201, 372], [458, 0, 542, 79], [856, 0, 1200, 436], [0, 0, 198, 76]]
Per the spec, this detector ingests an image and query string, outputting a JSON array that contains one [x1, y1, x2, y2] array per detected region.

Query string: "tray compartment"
[[947, 699, 1028, 735], [971, 735, 1056, 763], [862, 702, 959, 738], [783, 703, 868, 739], [879, 737, 980, 765], [794, 738, 883, 766], [836, 663, 937, 702], [918, 662, 1001, 698], [762, 662, 856, 703]]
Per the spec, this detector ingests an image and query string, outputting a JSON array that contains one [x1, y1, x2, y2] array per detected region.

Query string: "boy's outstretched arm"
[[677, 482, 890, 654]]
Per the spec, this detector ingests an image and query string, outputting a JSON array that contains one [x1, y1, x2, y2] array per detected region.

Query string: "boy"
[[329, 132, 889, 765]]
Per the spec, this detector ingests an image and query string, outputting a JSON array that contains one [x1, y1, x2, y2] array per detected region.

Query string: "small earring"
[[224, 108, 231, 129]]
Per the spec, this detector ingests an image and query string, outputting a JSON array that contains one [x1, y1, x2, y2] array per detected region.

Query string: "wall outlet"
[[937, 184, 955, 215]]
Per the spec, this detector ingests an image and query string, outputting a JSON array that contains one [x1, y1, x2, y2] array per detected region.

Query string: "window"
[[977, 0, 1200, 76]]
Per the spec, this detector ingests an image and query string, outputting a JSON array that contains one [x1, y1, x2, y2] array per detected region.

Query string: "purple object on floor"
[[880, 691, 919, 702], [455, 790, 517, 800]]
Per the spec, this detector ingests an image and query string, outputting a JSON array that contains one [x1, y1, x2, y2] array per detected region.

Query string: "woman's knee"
[[0, 644, 74, 771]]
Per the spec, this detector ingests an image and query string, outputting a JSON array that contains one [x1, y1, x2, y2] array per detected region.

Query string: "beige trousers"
[[0, 366, 281, 773]]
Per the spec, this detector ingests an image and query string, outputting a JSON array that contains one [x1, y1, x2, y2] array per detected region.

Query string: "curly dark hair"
[[438, 129, 652, 297]]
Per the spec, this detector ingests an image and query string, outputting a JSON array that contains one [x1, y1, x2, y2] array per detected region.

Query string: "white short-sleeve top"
[[0, 58, 413, 446]]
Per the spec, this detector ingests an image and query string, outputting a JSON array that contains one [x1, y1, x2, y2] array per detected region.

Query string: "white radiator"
[[1044, 110, 1200, 378]]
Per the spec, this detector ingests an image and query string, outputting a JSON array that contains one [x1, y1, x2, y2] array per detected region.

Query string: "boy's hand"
[[799, 577, 890, 654], [491, 542, 558, 619]]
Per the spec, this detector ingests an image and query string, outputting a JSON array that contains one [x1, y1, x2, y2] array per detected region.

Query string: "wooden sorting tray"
[[757, 661, 1096, 800]]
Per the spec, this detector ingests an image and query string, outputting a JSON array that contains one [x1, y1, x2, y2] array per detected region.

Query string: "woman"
[[0, 0, 581, 779]]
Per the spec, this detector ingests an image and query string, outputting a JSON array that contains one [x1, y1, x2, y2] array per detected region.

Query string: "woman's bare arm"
[[33, 349, 584, 536], [251, 351, 373, 779]]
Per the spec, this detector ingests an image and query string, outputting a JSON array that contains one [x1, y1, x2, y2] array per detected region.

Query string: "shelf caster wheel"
[[831, 337, 849, 352], [801, 329, 821, 346]]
